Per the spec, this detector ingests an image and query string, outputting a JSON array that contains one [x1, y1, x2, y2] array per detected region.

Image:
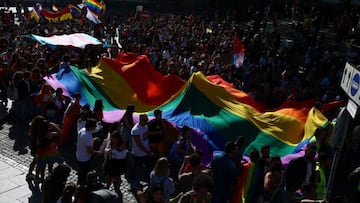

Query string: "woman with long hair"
[[93, 99, 104, 122], [103, 130, 128, 194], [26, 115, 45, 181], [150, 157, 175, 202], [120, 104, 135, 150], [35, 119, 62, 183]]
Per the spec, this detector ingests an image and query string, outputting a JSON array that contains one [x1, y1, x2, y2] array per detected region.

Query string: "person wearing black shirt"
[[147, 109, 167, 157]]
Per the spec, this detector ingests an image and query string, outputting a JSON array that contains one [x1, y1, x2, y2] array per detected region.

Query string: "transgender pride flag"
[[233, 34, 245, 68]]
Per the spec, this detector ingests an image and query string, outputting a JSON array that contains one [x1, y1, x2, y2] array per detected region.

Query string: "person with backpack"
[[150, 157, 175, 202]]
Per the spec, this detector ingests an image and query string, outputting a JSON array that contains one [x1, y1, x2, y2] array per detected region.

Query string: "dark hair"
[[235, 136, 245, 147], [49, 163, 71, 184], [38, 119, 50, 148], [73, 92, 81, 99], [23, 71, 31, 78], [189, 153, 201, 167], [82, 104, 90, 111], [269, 156, 282, 172], [193, 174, 213, 191], [111, 130, 124, 148], [93, 99, 103, 111], [182, 125, 191, 132], [154, 109, 162, 116], [224, 142, 237, 154], [86, 170, 98, 186], [109, 121, 121, 133], [29, 115, 46, 138], [85, 118, 97, 129], [126, 104, 135, 112], [306, 142, 317, 151], [250, 148, 260, 162], [55, 88, 63, 93], [261, 145, 270, 152]]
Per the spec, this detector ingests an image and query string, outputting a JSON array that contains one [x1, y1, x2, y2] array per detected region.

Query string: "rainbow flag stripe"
[[44, 53, 329, 165], [85, 0, 105, 14]]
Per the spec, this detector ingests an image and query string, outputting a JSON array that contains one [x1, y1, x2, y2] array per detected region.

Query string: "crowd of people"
[[0, 0, 360, 203]]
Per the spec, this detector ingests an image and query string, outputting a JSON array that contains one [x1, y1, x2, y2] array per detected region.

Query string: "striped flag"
[[86, 8, 101, 24], [233, 34, 245, 68], [85, 0, 105, 14], [29, 4, 43, 22]]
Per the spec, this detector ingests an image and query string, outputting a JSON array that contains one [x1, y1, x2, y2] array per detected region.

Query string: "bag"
[[88, 189, 121, 203]]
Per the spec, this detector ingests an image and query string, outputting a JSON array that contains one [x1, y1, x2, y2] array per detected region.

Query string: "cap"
[[154, 109, 162, 116]]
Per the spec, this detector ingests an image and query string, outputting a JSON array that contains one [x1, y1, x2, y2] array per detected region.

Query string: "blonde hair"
[[153, 157, 170, 177]]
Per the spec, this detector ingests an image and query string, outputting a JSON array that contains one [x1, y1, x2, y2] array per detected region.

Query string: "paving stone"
[[0, 99, 138, 202], [1, 185, 32, 201], [0, 179, 18, 194]]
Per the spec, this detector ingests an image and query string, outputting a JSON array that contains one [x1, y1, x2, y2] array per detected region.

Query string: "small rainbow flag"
[[85, 0, 105, 14]]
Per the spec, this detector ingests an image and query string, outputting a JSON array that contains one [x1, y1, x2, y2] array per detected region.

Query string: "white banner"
[[341, 63, 360, 106]]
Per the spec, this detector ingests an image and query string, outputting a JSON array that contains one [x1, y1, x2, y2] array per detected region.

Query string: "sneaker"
[[26, 173, 35, 181]]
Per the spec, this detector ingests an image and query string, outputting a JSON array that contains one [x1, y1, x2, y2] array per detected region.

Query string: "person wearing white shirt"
[[76, 118, 101, 185], [130, 114, 153, 189], [103, 130, 128, 194]]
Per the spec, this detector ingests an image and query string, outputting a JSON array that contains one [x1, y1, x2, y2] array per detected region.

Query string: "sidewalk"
[[0, 154, 40, 203]]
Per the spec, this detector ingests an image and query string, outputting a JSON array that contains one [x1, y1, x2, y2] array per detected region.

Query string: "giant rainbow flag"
[[44, 52, 330, 164]]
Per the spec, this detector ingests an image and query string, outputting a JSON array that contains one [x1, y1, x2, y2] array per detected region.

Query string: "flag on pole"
[[86, 8, 101, 24], [52, 4, 59, 12], [29, 4, 43, 22], [85, 0, 105, 14], [233, 34, 245, 68]]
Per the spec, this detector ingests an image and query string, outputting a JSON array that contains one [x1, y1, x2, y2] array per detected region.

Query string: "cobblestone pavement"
[[0, 101, 137, 202]]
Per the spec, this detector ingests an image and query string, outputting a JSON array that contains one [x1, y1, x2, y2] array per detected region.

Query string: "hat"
[[126, 104, 135, 112], [154, 109, 162, 116]]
